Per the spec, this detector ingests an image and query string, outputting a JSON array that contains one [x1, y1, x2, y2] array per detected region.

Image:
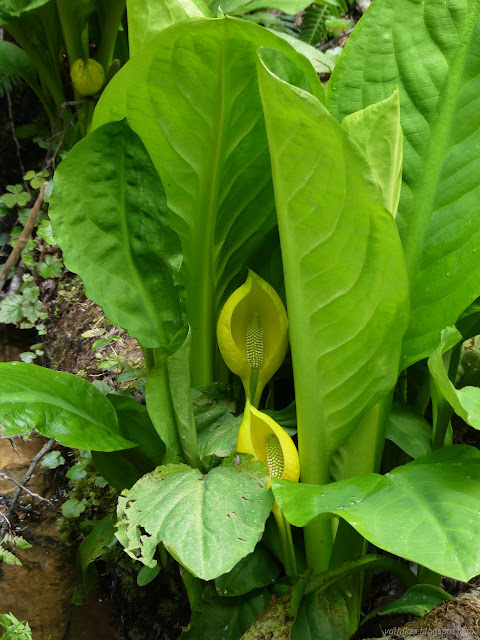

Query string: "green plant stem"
[[327, 394, 393, 630], [56, 0, 87, 67], [250, 367, 260, 407], [297, 391, 333, 572], [307, 553, 417, 597], [142, 347, 155, 373], [272, 502, 297, 577], [188, 277, 216, 387], [180, 568, 204, 611], [417, 565, 442, 587], [96, 0, 126, 71]]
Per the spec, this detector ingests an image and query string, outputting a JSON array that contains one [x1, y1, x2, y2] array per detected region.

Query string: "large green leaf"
[[49, 119, 184, 349], [181, 584, 270, 640], [0, 363, 134, 451], [257, 49, 409, 480], [215, 544, 281, 597], [327, 0, 480, 368], [273, 445, 480, 581], [92, 16, 323, 385], [126, 0, 211, 57], [116, 455, 274, 580]]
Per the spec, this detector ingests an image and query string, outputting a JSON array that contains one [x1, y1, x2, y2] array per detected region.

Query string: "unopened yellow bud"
[[70, 58, 105, 96]]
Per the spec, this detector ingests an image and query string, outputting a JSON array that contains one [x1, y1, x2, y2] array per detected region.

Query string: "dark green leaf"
[[0, 362, 135, 451], [215, 545, 281, 597], [386, 403, 432, 459], [291, 588, 349, 640], [92, 394, 166, 491], [50, 120, 184, 349], [73, 516, 117, 604], [181, 585, 270, 640], [362, 584, 453, 624]]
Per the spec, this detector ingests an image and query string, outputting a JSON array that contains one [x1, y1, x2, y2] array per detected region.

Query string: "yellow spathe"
[[217, 270, 288, 407]]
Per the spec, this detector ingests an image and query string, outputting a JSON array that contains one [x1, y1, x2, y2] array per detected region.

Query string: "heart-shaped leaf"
[[116, 455, 274, 580], [273, 446, 480, 581]]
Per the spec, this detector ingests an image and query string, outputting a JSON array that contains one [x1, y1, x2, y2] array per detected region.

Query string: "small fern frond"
[[299, 4, 330, 45], [242, 10, 298, 36], [0, 70, 21, 98]]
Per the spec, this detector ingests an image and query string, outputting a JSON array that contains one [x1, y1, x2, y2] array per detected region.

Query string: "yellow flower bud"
[[70, 58, 105, 96], [237, 401, 299, 486], [217, 270, 288, 407]]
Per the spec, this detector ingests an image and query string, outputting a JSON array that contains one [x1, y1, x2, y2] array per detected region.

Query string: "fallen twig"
[[0, 472, 52, 505], [0, 438, 56, 539], [318, 28, 354, 51], [0, 183, 47, 293]]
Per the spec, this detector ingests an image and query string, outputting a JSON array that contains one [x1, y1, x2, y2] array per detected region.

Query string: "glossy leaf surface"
[[363, 584, 452, 623], [273, 446, 480, 580], [116, 456, 274, 580], [50, 120, 184, 349], [0, 363, 134, 451], [327, 0, 480, 368], [258, 50, 409, 467], [93, 17, 322, 385], [215, 545, 281, 597]]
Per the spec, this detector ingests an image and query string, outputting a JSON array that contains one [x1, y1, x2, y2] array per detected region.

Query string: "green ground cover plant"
[[1, 0, 480, 637]]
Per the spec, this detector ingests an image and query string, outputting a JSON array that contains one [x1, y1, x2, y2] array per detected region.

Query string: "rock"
[[356, 0, 372, 13]]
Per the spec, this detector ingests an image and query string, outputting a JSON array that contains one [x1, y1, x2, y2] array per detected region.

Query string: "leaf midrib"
[[402, 2, 480, 286], [186, 24, 227, 385]]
